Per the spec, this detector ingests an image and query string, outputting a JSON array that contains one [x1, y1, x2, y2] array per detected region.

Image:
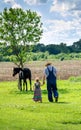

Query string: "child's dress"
[[33, 82, 42, 102]]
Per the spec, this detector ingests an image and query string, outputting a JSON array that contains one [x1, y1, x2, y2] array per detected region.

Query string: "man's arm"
[[53, 67, 57, 77]]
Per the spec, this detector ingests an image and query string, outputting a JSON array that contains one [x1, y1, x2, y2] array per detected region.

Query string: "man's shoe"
[[49, 100, 53, 102], [55, 97, 58, 102]]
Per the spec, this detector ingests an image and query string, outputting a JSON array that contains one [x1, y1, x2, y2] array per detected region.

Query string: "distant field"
[[0, 60, 81, 81]]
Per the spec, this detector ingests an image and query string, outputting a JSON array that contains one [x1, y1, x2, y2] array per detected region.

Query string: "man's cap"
[[45, 62, 52, 66]]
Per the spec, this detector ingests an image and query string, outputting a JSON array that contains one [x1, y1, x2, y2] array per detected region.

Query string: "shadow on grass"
[[14, 89, 69, 95], [59, 88, 69, 94], [41, 101, 70, 104], [61, 121, 81, 125], [10, 90, 33, 95], [10, 89, 48, 95], [42, 89, 69, 95], [57, 101, 70, 104], [42, 90, 47, 94]]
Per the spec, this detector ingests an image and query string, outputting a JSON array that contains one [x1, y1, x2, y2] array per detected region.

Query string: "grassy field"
[[0, 79, 81, 130]]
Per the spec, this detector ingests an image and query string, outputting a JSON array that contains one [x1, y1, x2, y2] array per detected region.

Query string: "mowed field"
[[0, 60, 81, 81]]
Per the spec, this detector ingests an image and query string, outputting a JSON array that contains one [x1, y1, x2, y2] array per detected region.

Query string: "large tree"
[[0, 8, 43, 67]]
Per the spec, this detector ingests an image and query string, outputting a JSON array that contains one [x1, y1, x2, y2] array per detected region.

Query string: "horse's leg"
[[20, 79, 22, 91], [23, 80, 25, 91], [18, 78, 22, 91], [23, 79, 27, 91], [18, 80, 20, 90], [25, 80, 28, 91], [24, 79, 27, 91], [18, 78, 20, 90], [29, 78, 32, 91]]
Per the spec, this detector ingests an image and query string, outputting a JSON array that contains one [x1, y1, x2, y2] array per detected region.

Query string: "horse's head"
[[13, 67, 22, 76]]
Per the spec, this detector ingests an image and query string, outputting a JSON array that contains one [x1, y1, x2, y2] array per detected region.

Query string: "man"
[[43, 62, 58, 102]]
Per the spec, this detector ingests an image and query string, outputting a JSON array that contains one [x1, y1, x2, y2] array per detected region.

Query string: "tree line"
[[2, 38, 80, 56], [32, 39, 81, 54], [0, 39, 81, 62]]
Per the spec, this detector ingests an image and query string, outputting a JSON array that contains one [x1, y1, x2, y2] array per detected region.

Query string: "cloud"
[[24, 0, 36, 5], [4, 0, 22, 9], [50, 0, 70, 12], [40, 18, 81, 45], [24, 0, 48, 5], [38, 0, 48, 3], [50, 0, 81, 12], [36, 11, 42, 17], [50, 0, 81, 18], [4, 0, 14, 4], [50, 0, 76, 13], [12, 3, 22, 9]]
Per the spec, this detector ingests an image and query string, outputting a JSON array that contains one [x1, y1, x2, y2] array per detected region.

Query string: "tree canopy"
[[0, 8, 43, 67]]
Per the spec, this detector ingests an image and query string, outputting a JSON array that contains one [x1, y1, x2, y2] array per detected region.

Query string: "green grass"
[[0, 79, 81, 130]]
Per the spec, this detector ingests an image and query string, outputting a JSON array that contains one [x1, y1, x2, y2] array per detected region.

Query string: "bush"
[[69, 76, 81, 82]]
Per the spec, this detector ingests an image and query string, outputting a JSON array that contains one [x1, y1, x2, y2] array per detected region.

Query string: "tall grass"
[[0, 79, 81, 130]]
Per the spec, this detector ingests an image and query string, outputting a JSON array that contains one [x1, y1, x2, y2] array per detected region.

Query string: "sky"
[[0, 0, 81, 45]]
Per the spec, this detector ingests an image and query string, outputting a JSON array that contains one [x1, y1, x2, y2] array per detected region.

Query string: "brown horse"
[[13, 67, 32, 91]]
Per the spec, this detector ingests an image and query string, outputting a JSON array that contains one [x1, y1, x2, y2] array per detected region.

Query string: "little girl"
[[33, 77, 42, 103]]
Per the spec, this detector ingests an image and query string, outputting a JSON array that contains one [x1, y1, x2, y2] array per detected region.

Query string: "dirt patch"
[[0, 60, 81, 81]]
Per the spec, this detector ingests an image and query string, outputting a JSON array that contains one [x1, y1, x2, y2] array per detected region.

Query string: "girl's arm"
[[40, 81, 43, 86]]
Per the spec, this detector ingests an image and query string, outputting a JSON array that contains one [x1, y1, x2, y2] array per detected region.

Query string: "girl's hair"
[[35, 77, 39, 82]]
